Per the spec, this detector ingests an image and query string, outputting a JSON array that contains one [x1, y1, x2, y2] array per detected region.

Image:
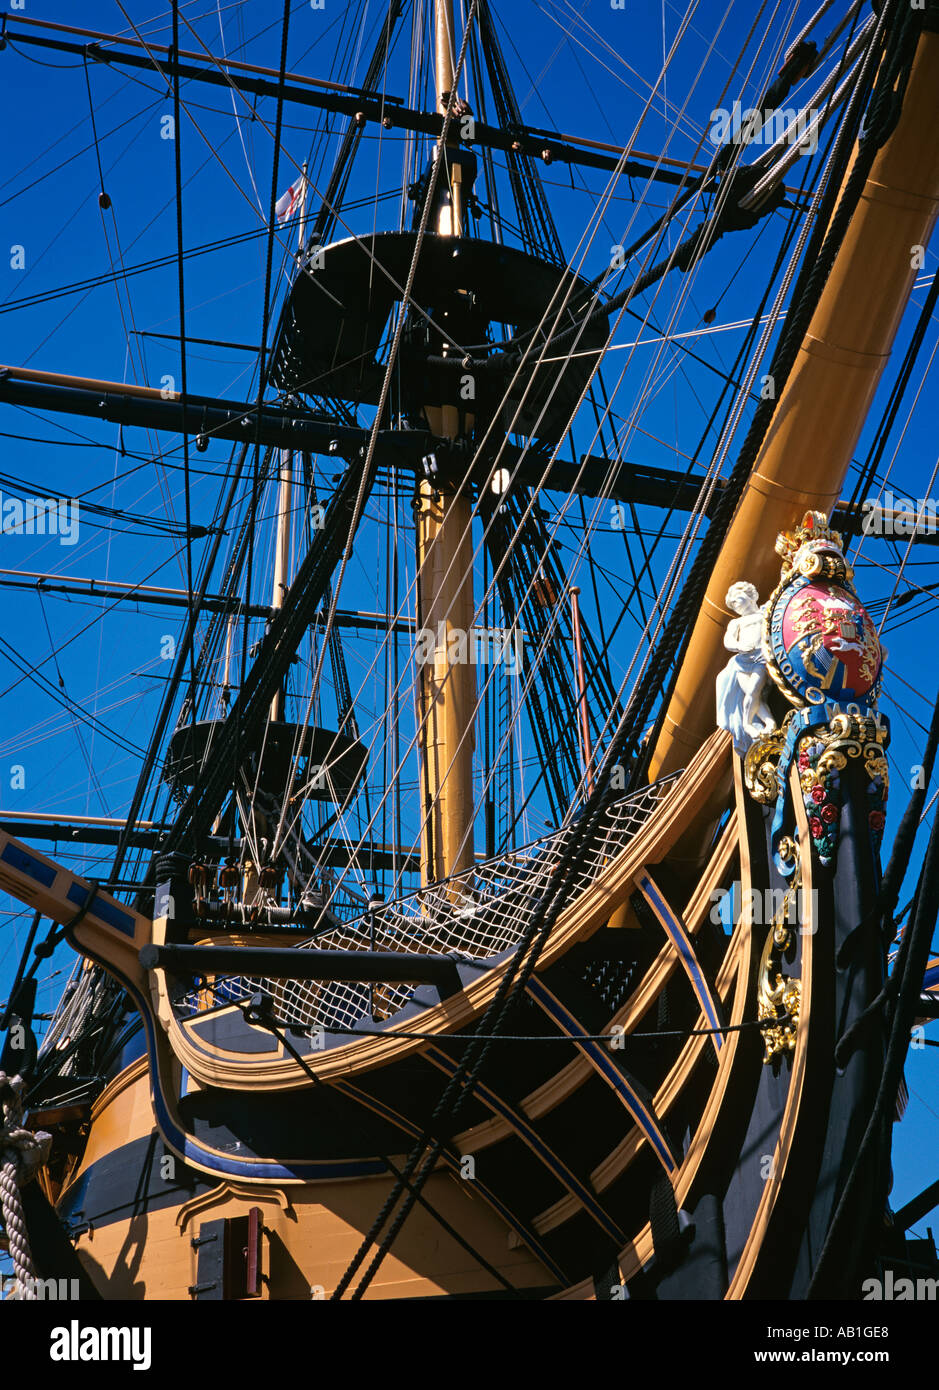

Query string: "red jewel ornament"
[[809, 816, 823, 837], [811, 785, 825, 803], [869, 810, 886, 831], [821, 803, 839, 824]]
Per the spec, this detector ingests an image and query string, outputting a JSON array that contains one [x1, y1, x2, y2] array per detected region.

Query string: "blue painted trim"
[[333, 1077, 568, 1283], [525, 976, 676, 1174], [66, 879, 136, 937], [0, 837, 136, 938], [636, 872, 723, 1052], [427, 1044, 626, 1240], [1, 840, 55, 888], [68, 933, 386, 1183]]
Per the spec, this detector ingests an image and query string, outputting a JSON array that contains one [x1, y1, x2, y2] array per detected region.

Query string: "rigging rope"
[[808, 678, 939, 1297], [630, 0, 911, 782], [276, 0, 798, 888], [172, 0, 201, 829], [0, 1073, 50, 1300], [329, 0, 920, 1299]]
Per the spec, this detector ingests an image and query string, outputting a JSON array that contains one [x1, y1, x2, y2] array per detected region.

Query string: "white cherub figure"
[[715, 581, 777, 755]]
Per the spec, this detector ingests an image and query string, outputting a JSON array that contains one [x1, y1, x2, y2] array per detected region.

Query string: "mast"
[[269, 448, 293, 723], [416, 0, 476, 885], [650, 27, 939, 780], [238, 447, 292, 901], [570, 586, 594, 796]]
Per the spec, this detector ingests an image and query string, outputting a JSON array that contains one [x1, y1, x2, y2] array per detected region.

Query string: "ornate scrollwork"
[[744, 725, 789, 804], [756, 866, 803, 1063], [796, 712, 889, 865], [776, 835, 799, 872], [758, 970, 802, 1062]]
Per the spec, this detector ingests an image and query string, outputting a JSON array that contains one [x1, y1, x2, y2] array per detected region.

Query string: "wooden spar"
[[416, 0, 476, 886], [649, 28, 939, 780], [269, 449, 293, 723], [1, 16, 704, 182], [298, 163, 308, 252], [569, 587, 595, 796], [433, 0, 461, 231], [235, 447, 294, 897]]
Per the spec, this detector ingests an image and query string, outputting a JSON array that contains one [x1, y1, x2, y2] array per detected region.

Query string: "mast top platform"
[[163, 720, 367, 804], [269, 231, 609, 441]]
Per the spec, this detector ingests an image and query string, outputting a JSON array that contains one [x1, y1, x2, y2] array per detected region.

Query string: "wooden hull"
[[24, 729, 885, 1300], [63, 1061, 554, 1299]]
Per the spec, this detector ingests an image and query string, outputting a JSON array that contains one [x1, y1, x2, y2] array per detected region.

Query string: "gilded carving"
[[724, 511, 890, 875]]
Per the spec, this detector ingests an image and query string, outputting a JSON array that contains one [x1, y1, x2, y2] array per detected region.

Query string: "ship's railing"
[[177, 774, 680, 1034]]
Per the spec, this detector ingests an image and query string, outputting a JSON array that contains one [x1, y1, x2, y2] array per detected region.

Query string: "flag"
[[275, 176, 305, 224]]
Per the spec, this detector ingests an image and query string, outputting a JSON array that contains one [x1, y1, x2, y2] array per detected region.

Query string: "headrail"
[[176, 774, 681, 1033]]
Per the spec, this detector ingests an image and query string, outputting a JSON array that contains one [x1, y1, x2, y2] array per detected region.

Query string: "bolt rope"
[[0, 1073, 50, 1301]]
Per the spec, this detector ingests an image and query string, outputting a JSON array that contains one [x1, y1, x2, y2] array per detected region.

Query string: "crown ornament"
[[774, 509, 851, 583]]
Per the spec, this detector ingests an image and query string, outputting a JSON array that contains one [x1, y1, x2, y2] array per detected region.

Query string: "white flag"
[[275, 177, 305, 224]]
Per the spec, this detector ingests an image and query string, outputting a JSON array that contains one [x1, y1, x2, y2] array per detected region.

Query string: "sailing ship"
[[0, 0, 938, 1302]]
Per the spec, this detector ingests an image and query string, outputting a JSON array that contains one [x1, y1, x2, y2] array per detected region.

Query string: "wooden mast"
[[269, 448, 293, 723], [243, 447, 294, 901], [416, 0, 476, 885], [649, 28, 939, 780], [570, 586, 595, 796]]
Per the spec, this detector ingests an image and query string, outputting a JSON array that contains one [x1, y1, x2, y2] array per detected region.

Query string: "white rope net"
[[176, 775, 679, 1035]]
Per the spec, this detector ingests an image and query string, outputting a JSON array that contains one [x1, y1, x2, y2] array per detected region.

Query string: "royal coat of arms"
[[718, 511, 889, 877], [766, 512, 883, 707]]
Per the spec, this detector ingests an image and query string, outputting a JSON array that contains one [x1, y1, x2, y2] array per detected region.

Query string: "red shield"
[[779, 583, 881, 699]]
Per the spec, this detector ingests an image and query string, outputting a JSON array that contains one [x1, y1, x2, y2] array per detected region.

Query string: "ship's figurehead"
[[715, 581, 777, 756], [718, 510, 889, 876]]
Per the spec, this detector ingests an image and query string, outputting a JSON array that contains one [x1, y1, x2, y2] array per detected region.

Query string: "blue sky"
[[0, 0, 937, 1263]]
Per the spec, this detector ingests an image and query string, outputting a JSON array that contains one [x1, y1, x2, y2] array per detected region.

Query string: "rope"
[[245, 1015, 786, 1045], [331, 0, 920, 1299], [807, 682, 939, 1297], [629, 0, 914, 784], [0, 1072, 50, 1300], [833, 675, 939, 1065], [241, 996, 520, 1296]]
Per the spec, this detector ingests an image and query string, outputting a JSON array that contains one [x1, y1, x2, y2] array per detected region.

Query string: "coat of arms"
[[717, 511, 889, 876]]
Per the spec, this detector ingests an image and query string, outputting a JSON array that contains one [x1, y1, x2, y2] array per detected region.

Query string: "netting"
[[176, 775, 679, 1035]]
